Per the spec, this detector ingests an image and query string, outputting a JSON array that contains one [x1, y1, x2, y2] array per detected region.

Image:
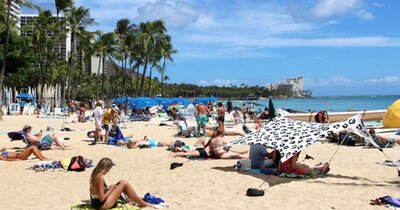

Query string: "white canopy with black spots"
[[225, 114, 380, 162]]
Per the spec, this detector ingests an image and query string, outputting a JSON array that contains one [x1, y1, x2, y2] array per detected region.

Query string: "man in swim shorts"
[[195, 103, 210, 136]]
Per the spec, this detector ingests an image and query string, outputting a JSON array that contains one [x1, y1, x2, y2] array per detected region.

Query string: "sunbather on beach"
[[169, 137, 210, 159], [369, 129, 400, 146], [279, 152, 330, 176], [90, 158, 153, 209], [0, 146, 48, 161], [24, 125, 69, 150], [127, 136, 171, 149]]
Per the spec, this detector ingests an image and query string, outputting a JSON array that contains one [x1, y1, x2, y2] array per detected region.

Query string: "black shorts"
[[217, 116, 225, 122], [196, 148, 209, 159]]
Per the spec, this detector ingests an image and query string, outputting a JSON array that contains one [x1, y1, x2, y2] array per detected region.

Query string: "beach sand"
[[0, 114, 399, 210]]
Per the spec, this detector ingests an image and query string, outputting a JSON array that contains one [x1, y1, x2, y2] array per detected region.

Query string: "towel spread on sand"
[[71, 202, 140, 210]]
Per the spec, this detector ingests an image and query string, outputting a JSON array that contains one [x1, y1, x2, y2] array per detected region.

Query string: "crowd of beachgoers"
[[1, 98, 400, 209]]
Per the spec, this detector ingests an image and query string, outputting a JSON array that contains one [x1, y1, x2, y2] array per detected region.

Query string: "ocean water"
[[230, 95, 400, 112]]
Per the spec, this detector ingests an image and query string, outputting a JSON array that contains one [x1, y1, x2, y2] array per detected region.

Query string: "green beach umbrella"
[[268, 98, 276, 119]]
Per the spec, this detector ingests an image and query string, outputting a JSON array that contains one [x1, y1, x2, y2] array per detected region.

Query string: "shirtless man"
[[195, 103, 210, 136], [24, 125, 68, 150]]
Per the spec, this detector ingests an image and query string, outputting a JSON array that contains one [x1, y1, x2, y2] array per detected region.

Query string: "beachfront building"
[[267, 77, 306, 97], [19, 14, 71, 61], [287, 77, 304, 97], [4, 0, 21, 28]]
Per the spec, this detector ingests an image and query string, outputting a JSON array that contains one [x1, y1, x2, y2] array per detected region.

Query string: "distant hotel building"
[[267, 77, 306, 97], [19, 14, 71, 61], [5, 0, 21, 28]]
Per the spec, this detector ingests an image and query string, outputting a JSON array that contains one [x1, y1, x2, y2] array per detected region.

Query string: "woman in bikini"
[[89, 157, 153, 209], [208, 129, 249, 159], [0, 146, 48, 161]]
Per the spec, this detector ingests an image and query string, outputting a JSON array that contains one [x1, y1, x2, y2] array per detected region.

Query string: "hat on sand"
[[23, 125, 32, 131]]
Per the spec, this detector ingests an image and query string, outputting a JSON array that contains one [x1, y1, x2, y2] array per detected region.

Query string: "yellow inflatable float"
[[383, 99, 400, 128]]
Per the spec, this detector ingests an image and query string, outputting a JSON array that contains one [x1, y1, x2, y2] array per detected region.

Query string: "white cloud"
[[373, 2, 384, 7], [306, 76, 400, 89], [364, 76, 400, 84], [137, 1, 201, 28], [311, 0, 362, 18], [180, 35, 400, 47], [197, 79, 240, 87], [354, 10, 374, 20]]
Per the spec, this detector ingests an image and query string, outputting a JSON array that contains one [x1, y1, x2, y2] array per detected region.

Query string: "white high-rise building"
[[4, 0, 21, 28], [19, 14, 71, 61]]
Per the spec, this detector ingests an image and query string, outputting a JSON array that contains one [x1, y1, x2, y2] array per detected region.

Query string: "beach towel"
[[378, 161, 400, 167], [71, 202, 140, 210]]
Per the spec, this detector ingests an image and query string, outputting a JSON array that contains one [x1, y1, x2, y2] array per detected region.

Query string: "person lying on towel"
[[0, 146, 49, 161], [169, 137, 210, 159], [127, 136, 172, 149], [279, 152, 330, 176]]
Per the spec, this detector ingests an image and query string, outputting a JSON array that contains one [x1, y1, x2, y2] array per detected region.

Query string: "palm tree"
[[114, 19, 136, 97], [137, 20, 167, 97], [0, 0, 37, 119], [158, 35, 176, 97], [64, 5, 95, 99], [92, 31, 116, 100], [27, 9, 54, 98]]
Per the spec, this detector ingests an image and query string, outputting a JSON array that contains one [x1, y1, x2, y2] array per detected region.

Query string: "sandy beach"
[[0, 114, 399, 210]]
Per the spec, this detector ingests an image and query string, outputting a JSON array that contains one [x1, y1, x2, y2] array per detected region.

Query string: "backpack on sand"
[[67, 156, 86, 172]]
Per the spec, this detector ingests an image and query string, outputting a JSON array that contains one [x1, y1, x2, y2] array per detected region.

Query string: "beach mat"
[[71, 202, 139, 210]]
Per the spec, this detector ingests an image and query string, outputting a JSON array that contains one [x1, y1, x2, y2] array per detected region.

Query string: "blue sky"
[[25, 0, 400, 96]]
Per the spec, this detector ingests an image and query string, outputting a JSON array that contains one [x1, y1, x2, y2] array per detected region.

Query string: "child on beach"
[[89, 158, 153, 209]]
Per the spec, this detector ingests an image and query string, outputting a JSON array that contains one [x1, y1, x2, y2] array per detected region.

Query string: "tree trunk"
[[148, 65, 153, 97], [135, 66, 140, 97], [138, 62, 148, 97], [66, 31, 75, 100], [0, 1, 12, 119], [96, 56, 102, 100], [161, 57, 166, 97], [121, 55, 127, 97]]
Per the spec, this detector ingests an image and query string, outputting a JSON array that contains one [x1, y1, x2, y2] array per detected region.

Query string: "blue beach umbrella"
[[16, 93, 34, 100], [129, 97, 158, 109], [171, 98, 191, 106]]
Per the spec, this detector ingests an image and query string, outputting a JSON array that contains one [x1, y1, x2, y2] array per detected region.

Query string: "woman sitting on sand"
[[89, 158, 153, 209], [208, 129, 249, 159], [0, 146, 48, 161], [279, 152, 330, 176]]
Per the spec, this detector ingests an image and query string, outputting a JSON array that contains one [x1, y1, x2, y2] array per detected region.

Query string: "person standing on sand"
[[93, 100, 104, 145], [242, 103, 248, 125], [226, 98, 232, 113], [217, 102, 225, 135], [195, 103, 210, 136]]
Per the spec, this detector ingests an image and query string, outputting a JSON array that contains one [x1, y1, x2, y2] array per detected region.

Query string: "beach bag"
[[67, 156, 86, 172], [235, 159, 252, 172], [38, 142, 50, 150]]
